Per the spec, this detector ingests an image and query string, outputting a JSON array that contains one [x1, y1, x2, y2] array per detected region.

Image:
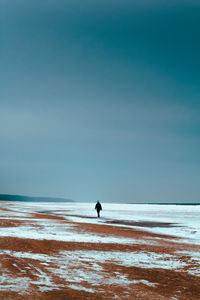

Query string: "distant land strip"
[[0, 194, 73, 202]]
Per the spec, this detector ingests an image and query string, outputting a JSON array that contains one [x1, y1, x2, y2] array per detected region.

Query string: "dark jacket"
[[95, 202, 102, 211]]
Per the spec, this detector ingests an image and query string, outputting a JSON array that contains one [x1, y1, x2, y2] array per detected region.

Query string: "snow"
[[0, 201, 199, 295], [0, 247, 198, 295], [0, 249, 195, 275], [68, 284, 95, 293], [4, 201, 199, 244], [64, 203, 200, 244], [0, 224, 154, 245], [0, 274, 30, 293], [57, 250, 188, 271], [0, 250, 161, 293]]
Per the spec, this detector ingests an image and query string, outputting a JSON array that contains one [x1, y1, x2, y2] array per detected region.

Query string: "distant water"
[[129, 203, 200, 206], [151, 203, 200, 205]]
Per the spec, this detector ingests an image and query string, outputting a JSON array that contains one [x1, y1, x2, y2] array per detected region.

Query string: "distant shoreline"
[[0, 194, 73, 202], [0, 195, 198, 205]]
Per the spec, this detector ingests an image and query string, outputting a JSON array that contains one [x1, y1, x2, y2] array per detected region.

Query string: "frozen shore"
[[0, 201, 199, 299]]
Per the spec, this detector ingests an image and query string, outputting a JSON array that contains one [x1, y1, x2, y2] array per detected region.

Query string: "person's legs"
[[97, 210, 100, 217]]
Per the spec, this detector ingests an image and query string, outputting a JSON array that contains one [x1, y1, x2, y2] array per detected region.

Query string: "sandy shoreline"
[[0, 203, 199, 299]]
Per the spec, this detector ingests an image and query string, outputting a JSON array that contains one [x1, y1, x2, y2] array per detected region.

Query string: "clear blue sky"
[[1, 0, 200, 202]]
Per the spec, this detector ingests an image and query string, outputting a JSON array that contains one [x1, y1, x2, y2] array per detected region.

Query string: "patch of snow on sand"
[[31, 267, 59, 292], [0, 254, 59, 293], [4, 202, 200, 244], [0, 249, 194, 276], [0, 211, 31, 218], [68, 284, 95, 293], [58, 250, 187, 270], [0, 250, 160, 293], [64, 203, 200, 245], [0, 272, 58, 293], [175, 251, 200, 276], [0, 224, 156, 245], [176, 250, 200, 261], [0, 274, 30, 293], [0, 249, 198, 295]]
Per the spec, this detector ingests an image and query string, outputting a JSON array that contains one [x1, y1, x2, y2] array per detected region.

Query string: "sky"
[[0, 0, 200, 203]]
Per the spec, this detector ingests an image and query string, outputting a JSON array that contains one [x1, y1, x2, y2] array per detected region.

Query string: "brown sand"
[[0, 205, 199, 300]]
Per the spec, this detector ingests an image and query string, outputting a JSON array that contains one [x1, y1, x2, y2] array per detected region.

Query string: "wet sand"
[[0, 203, 199, 299]]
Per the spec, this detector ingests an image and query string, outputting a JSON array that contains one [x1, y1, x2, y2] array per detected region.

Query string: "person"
[[95, 201, 102, 218]]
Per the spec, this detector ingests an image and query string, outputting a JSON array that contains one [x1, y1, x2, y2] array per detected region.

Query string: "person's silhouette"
[[95, 201, 102, 218]]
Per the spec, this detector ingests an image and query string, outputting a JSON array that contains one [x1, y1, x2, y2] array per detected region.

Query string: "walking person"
[[95, 201, 102, 218]]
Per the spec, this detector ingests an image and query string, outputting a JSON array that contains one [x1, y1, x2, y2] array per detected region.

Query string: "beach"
[[0, 202, 199, 299]]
